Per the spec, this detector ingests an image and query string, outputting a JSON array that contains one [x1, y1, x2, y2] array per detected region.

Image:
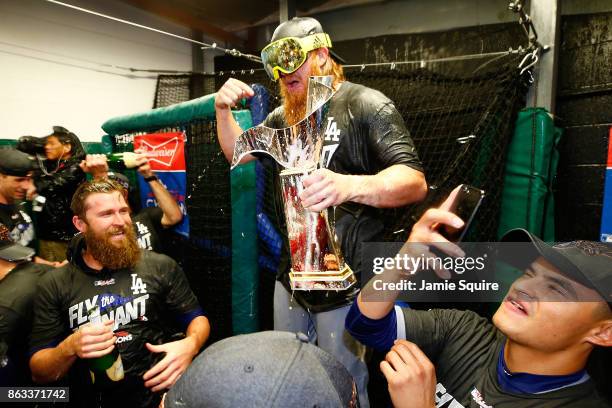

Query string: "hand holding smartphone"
[[438, 184, 485, 242]]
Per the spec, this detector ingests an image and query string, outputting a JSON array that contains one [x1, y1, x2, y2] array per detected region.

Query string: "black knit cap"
[[269, 17, 346, 64], [0, 148, 35, 177]]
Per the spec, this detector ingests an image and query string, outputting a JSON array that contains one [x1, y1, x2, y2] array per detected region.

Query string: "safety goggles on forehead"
[[261, 33, 332, 81]]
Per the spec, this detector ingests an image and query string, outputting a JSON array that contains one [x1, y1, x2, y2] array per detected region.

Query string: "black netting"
[[111, 122, 233, 342], [227, 57, 529, 243], [349, 60, 530, 242], [182, 119, 233, 342], [153, 75, 192, 108]]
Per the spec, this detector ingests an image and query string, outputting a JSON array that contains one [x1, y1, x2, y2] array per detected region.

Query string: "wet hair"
[[70, 179, 127, 220], [312, 50, 345, 88], [326, 57, 345, 88]]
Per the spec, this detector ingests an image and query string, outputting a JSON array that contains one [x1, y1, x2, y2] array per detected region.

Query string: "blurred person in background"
[[0, 239, 50, 387], [0, 148, 60, 266], [33, 126, 86, 262]]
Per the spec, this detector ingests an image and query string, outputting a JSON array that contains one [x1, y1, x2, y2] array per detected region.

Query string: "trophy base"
[[289, 265, 356, 291]]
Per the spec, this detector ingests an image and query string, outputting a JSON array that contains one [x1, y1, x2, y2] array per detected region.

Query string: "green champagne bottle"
[[106, 152, 140, 168], [87, 306, 125, 386]]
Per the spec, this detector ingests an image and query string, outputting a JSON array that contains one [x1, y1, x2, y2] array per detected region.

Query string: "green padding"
[[498, 108, 562, 242], [231, 156, 258, 334], [101, 135, 114, 154], [102, 94, 215, 135], [82, 142, 106, 154], [0, 139, 16, 147], [101, 93, 252, 136], [229, 111, 257, 334], [233, 111, 254, 134]]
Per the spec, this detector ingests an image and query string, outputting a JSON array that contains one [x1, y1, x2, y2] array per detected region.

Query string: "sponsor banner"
[[601, 128, 612, 242], [360, 242, 610, 303], [135, 132, 185, 170], [134, 132, 189, 237]]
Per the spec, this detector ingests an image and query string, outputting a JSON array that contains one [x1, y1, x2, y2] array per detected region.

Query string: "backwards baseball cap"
[[164, 331, 358, 408], [0, 148, 35, 177], [0, 240, 35, 263], [501, 228, 612, 304], [262, 17, 345, 81]]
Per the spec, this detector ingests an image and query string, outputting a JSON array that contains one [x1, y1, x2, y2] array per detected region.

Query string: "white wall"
[[0, 0, 193, 142]]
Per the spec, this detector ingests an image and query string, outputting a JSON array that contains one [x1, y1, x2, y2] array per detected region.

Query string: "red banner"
[[134, 132, 185, 171], [133, 132, 189, 237], [608, 128, 612, 168]]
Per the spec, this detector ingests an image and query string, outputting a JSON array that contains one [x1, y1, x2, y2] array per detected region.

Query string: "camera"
[[16, 135, 46, 156]]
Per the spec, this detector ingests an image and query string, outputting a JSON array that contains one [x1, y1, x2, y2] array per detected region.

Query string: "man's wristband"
[[144, 175, 158, 183]]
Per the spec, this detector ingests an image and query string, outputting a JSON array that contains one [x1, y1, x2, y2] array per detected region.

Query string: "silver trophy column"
[[231, 76, 356, 291]]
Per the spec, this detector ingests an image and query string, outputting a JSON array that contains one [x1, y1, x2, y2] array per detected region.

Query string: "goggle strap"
[[262, 33, 332, 54], [300, 33, 333, 52]]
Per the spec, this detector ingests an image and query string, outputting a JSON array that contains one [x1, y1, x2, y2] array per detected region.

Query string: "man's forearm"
[[357, 266, 406, 320], [30, 336, 77, 383], [347, 165, 427, 208], [357, 238, 431, 319], [216, 108, 253, 164], [148, 180, 182, 227], [183, 316, 210, 355]]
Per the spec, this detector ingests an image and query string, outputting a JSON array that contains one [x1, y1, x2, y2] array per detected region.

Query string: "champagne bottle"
[[87, 306, 125, 386], [106, 152, 140, 169]]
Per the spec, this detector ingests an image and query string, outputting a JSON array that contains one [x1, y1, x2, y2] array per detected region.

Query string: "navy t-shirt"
[[30, 242, 204, 408]]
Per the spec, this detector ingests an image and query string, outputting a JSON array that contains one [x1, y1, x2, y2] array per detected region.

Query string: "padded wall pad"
[[498, 108, 562, 242]]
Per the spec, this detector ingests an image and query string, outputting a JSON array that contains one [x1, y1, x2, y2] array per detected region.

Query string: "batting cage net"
[[149, 54, 530, 332]]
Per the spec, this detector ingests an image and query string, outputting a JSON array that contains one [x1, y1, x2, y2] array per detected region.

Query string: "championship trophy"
[[231, 76, 356, 290]]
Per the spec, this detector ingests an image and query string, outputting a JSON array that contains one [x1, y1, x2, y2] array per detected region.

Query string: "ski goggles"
[[261, 33, 332, 81]]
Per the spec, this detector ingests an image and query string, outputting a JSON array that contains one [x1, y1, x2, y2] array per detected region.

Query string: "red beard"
[[84, 224, 141, 270], [279, 61, 323, 126]]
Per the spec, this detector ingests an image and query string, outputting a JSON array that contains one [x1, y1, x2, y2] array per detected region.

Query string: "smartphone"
[[439, 184, 485, 242]]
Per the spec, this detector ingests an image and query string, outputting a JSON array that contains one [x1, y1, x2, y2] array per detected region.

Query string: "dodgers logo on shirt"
[[135, 221, 153, 250], [321, 117, 341, 167], [131, 274, 147, 295]]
